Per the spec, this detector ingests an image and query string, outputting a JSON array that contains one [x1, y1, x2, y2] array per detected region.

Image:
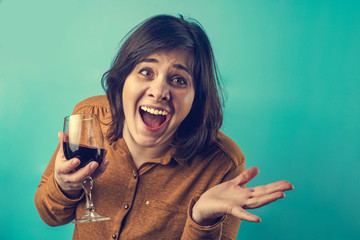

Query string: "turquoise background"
[[1, 0, 359, 239]]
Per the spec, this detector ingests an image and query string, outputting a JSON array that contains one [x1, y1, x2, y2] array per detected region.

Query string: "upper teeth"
[[141, 106, 168, 116]]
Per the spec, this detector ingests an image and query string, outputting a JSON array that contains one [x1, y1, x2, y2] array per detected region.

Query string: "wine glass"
[[63, 113, 110, 223]]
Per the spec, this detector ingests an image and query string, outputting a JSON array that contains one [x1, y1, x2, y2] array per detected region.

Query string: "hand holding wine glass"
[[54, 114, 111, 223], [54, 132, 109, 198]]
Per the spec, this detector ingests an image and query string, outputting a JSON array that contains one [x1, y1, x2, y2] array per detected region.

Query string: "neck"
[[122, 130, 170, 169]]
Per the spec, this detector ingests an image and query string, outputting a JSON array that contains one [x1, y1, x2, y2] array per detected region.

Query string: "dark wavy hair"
[[101, 14, 224, 161]]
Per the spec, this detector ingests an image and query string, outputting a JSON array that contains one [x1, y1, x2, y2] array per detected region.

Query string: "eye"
[[170, 76, 188, 88], [139, 68, 153, 78]]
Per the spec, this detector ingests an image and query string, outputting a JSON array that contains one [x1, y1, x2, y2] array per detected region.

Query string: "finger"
[[251, 180, 294, 197], [231, 207, 261, 223], [232, 166, 260, 186], [92, 158, 110, 179], [58, 132, 66, 149], [56, 157, 81, 174], [67, 161, 99, 183], [92, 149, 109, 179], [244, 191, 286, 209], [56, 145, 65, 160], [57, 132, 65, 159], [57, 132, 69, 159]]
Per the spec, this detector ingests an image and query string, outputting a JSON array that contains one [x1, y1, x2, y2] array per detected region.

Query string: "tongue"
[[142, 111, 166, 128]]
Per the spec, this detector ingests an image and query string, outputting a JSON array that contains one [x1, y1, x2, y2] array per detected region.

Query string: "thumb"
[[232, 166, 260, 186], [57, 132, 69, 155]]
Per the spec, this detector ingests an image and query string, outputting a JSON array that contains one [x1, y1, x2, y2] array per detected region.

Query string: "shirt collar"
[[115, 138, 184, 167]]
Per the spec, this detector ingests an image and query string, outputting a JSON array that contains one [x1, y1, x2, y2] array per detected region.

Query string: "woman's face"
[[122, 49, 195, 151]]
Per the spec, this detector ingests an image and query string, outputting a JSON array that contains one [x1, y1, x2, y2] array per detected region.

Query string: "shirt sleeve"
[[181, 158, 246, 240], [34, 144, 84, 226], [180, 196, 224, 240]]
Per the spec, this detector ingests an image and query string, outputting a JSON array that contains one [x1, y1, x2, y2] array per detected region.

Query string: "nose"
[[147, 76, 170, 101]]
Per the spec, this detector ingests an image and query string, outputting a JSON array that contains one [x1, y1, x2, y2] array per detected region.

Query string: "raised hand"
[[54, 132, 110, 198], [192, 166, 294, 225]]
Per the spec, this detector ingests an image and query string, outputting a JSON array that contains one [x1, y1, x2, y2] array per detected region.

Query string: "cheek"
[[122, 78, 145, 108], [122, 81, 139, 120], [122, 82, 131, 112], [175, 91, 195, 119]]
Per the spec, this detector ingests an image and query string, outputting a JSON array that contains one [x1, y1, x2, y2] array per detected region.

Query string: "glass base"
[[72, 210, 110, 224]]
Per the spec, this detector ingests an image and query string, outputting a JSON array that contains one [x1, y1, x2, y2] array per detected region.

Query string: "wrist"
[[62, 189, 82, 199], [55, 176, 82, 199], [192, 201, 221, 226]]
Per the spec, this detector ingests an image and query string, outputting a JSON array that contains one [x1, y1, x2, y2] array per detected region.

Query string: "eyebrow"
[[138, 58, 192, 75]]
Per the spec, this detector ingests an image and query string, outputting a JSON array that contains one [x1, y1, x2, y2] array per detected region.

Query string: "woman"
[[35, 15, 294, 239]]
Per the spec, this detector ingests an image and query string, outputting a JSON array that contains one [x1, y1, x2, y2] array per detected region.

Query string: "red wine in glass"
[[63, 142, 105, 170]]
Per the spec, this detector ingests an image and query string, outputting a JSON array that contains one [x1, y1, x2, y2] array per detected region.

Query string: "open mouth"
[[140, 106, 169, 129]]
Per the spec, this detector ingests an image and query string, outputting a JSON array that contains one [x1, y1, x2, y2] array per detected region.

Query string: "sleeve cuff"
[[182, 196, 226, 239]]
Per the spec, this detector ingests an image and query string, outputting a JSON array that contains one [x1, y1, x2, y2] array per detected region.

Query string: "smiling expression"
[[122, 49, 195, 152]]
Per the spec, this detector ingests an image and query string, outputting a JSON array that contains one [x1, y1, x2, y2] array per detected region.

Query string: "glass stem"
[[82, 176, 95, 211]]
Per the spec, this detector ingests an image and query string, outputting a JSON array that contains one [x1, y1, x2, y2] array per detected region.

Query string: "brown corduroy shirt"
[[34, 95, 246, 240]]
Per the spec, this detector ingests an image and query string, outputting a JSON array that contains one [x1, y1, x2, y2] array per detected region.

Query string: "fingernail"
[[104, 159, 110, 166], [90, 162, 97, 170], [72, 159, 79, 165]]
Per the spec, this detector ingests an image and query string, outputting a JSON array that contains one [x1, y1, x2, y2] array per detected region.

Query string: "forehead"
[[138, 49, 194, 71]]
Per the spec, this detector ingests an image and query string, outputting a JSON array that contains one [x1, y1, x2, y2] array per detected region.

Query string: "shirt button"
[[124, 204, 129, 209], [112, 234, 117, 239], [133, 173, 137, 179]]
